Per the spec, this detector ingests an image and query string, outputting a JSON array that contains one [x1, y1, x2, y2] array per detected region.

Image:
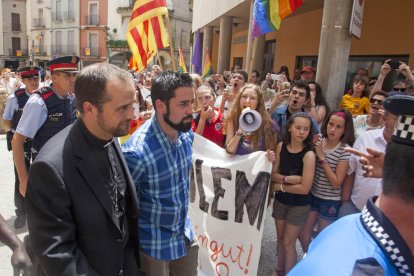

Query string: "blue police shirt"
[[15, 93, 48, 139], [289, 198, 414, 275], [15, 86, 71, 139], [2, 94, 19, 120]]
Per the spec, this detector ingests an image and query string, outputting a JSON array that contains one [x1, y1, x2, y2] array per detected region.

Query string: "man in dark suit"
[[26, 63, 140, 276]]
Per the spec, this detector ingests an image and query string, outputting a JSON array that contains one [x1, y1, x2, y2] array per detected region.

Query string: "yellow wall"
[[230, 29, 249, 68], [211, 0, 414, 74]]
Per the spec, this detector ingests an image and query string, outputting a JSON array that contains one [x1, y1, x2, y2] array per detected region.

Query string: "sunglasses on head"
[[393, 87, 406, 92], [369, 98, 384, 105]]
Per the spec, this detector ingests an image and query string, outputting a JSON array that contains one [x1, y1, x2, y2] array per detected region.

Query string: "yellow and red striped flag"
[[128, 55, 138, 71], [126, 0, 169, 73], [178, 47, 187, 73]]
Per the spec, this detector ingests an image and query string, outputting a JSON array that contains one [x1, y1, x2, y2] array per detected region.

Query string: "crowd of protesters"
[[1, 58, 413, 275], [115, 59, 414, 275]]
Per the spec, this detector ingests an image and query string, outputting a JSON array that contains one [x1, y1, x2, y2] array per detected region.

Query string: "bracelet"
[[282, 175, 288, 184], [236, 129, 243, 136], [311, 105, 316, 108], [319, 159, 328, 165]]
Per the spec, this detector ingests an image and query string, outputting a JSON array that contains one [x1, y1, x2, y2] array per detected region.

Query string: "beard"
[[97, 113, 130, 138], [163, 103, 192, 132]]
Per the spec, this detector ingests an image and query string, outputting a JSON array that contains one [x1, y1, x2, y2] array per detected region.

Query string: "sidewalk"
[[0, 134, 29, 275]]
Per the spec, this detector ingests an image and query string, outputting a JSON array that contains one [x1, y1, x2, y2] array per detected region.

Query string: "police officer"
[[12, 56, 79, 198], [289, 95, 414, 275], [2, 66, 40, 229]]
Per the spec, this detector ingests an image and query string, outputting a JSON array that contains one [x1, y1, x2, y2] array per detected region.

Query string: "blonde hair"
[[225, 84, 277, 151]]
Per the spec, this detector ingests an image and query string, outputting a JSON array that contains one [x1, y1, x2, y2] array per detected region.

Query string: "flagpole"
[[165, 15, 177, 71]]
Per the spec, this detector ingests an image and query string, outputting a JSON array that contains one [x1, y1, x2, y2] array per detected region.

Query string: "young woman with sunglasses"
[[353, 91, 388, 138]]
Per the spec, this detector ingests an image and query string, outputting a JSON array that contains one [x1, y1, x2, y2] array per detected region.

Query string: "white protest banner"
[[190, 134, 272, 276]]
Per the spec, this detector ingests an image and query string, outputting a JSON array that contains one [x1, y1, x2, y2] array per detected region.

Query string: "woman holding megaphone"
[[224, 84, 278, 156]]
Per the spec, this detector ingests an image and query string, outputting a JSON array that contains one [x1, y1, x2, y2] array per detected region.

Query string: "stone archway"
[[109, 52, 130, 69]]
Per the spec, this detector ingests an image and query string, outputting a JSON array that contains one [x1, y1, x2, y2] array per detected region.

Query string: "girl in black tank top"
[[271, 112, 316, 274]]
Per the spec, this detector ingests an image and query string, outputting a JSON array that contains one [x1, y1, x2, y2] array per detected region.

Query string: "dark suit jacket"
[[26, 120, 140, 276]]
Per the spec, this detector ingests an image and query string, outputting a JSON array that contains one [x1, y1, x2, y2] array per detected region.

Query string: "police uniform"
[[15, 56, 79, 159], [2, 66, 40, 228], [289, 96, 414, 276]]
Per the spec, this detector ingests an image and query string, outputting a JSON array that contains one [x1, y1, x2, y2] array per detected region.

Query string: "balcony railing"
[[82, 47, 100, 57], [32, 18, 46, 28], [52, 12, 63, 22], [11, 24, 21, 32], [51, 44, 77, 55], [8, 49, 28, 56], [85, 15, 99, 25], [34, 47, 47, 55], [64, 10, 75, 21]]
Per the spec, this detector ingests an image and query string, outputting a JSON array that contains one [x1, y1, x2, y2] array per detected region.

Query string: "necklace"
[[106, 144, 123, 219]]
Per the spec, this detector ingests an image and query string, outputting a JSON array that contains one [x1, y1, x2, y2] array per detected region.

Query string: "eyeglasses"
[[369, 98, 384, 105], [393, 87, 406, 92]]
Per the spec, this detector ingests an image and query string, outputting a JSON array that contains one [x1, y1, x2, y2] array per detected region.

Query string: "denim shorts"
[[310, 195, 341, 221]]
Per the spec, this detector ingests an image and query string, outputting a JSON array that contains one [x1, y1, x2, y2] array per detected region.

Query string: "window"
[[67, 0, 75, 20], [11, 13, 20, 31], [68, 31, 75, 54], [89, 3, 99, 25], [89, 32, 98, 56], [55, 31, 62, 53], [262, 40, 276, 75], [34, 8, 44, 27], [297, 55, 410, 92], [12, 37, 21, 55], [56, 0, 62, 21]]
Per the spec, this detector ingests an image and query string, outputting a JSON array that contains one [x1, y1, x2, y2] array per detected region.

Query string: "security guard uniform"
[[2, 66, 40, 228]]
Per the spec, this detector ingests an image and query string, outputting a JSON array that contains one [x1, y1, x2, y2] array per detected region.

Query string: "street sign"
[[349, 0, 365, 38]]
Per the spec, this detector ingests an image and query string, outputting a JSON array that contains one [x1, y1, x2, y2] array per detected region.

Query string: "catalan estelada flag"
[[201, 47, 213, 79], [178, 47, 187, 73], [126, 0, 169, 73], [252, 0, 303, 38]]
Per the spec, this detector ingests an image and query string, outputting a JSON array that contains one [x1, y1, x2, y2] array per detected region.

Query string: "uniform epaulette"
[[36, 86, 54, 100], [14, 88, 26, 96]]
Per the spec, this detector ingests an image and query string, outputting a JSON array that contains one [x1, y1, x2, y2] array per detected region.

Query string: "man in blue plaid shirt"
[[123, 71, 198, 276]]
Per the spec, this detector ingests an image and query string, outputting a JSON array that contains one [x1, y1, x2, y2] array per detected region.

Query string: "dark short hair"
[[370, 90, 389, 100], [231, 70, 248, 82], [151, 71, 193, 110], [383, 143, 414, 201], [75, 63, 133, 113], [291, 80, 310, 100]]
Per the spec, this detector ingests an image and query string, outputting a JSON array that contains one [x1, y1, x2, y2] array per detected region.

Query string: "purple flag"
[[192, 30, 202, 74]]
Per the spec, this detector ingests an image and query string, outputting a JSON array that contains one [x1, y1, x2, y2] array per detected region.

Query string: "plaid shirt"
[[122, 116, 195, 260]]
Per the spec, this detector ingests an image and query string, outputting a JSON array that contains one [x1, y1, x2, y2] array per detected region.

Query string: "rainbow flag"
[[126, 0, 169, 73], [178, 47, 187, 73], [202, 47, 213, 79], [252, 0, 303, 38]]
